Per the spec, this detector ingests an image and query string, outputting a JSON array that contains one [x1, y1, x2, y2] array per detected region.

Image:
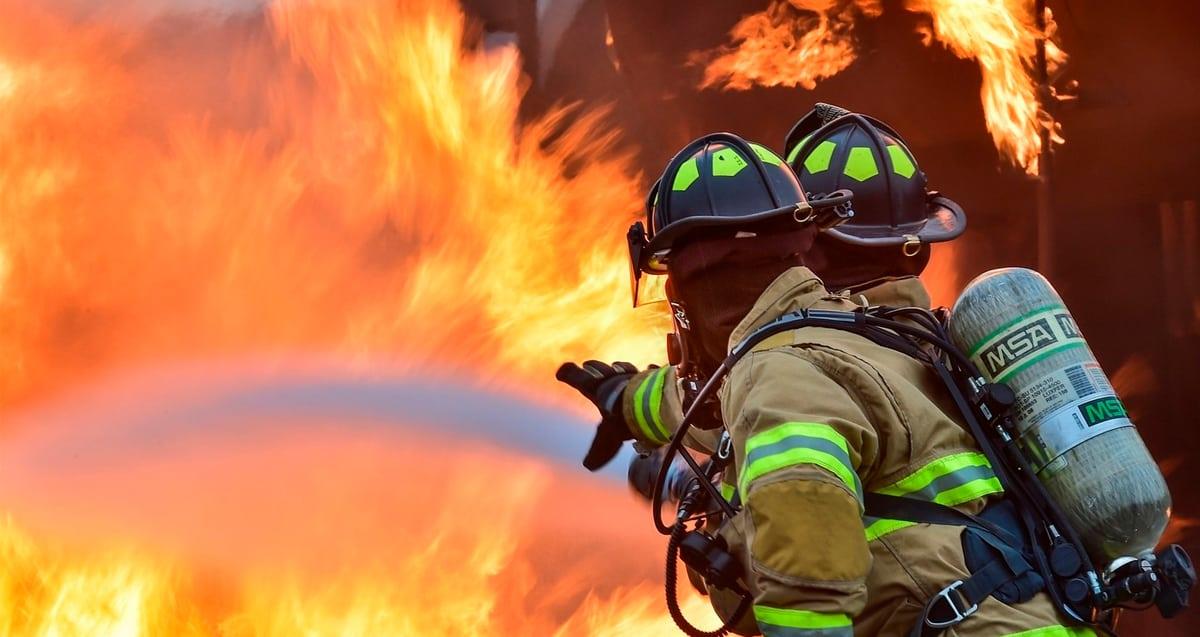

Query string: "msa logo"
[[975, 311, 1082, 380], [1055, 313, 1081, 339], [1079, 396, 1127, 426], [980, 318, 1059, 377]]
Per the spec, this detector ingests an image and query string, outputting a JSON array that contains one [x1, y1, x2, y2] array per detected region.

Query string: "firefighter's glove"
[[556, 360, 638, 471]]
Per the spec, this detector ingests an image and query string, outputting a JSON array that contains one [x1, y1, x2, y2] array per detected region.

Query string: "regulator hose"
[[666, 522, 752, 637]]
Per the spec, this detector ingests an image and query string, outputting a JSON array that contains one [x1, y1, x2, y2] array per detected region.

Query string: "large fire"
[[0, 0, 668, 410], [0, 0, 980, 633], [0, 0, 693, 633], [698, 0, 1068, 175]]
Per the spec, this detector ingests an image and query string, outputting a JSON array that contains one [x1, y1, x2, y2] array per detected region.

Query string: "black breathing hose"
[[666, 523, 752, 637], [649, 306, 1112, 634]]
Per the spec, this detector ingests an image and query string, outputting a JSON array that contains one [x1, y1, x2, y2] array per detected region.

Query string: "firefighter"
[[557, 107, 1095, 636]]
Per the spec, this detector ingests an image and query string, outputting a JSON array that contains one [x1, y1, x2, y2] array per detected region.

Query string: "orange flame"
[[907, 0, 1067, 174], [698, 0, 1068, 174], [696, 0, 882, 91], [0, 432, 717, 635], [0, 0, 668, 410], [0, 0, 700, 633]]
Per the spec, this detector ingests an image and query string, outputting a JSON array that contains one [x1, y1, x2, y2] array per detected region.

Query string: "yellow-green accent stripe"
[[887, 144, 916, 178], [755, 607, 852, 637], [740, 423, 860, 504], [842, 147, 879, 181], [1003, 627, 1096, 637], [787, 134, 814, 164], [865, 519, 915, 542], [877, 452, 992, 497], [751, 143, 783, 166], [672, 158, 700, 191], [712, 147, 748, 176], [647, 368, 667, 441], [802, 140, 836, 174], [864, 451, 1004, 542], [631, 370, 669, 444]]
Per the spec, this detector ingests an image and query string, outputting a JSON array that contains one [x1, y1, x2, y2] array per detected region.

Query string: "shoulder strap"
[[865, 493, 1040, 637]]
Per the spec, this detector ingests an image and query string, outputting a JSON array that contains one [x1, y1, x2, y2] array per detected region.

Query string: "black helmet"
[[626, 132, 851, 305], [783, 103, 965, 251]]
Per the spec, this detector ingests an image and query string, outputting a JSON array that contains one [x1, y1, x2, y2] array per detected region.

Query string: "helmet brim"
[[822, 194, 966, 247], [639, 189, 855, 273], [642, 204, 803, 273]]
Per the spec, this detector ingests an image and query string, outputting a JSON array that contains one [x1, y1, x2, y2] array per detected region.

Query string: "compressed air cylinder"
[[948, 268, 1170, 566]]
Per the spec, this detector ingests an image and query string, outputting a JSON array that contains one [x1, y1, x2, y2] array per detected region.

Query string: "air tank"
[[948, 268, 1170, 567]]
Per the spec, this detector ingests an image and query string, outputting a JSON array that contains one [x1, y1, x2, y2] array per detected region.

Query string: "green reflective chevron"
[[843, 147, 879, 181], [802, 141, 836, 174], [887, 144, 916, 178], [712, 147, 748, 176], [751, 143, 783, 166], [787, 134, 813, 164], [672, 158, 700, 191]]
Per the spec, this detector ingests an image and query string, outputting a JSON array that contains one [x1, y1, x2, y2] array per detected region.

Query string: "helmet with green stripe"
[[640, 133, 806, 272], [626, 132, 852, 306], [783, 103, 965, 250]]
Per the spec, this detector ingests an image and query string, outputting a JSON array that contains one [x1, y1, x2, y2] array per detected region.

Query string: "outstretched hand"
[[556, 360, 639, 471]]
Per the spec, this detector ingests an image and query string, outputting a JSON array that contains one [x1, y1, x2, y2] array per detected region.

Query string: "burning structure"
[[0, 0, 1197, 635]]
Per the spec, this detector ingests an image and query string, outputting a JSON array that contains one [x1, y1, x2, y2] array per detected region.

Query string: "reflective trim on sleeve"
[[720, 481, 736, 502], [631, 368, 669, 444], [740, 422, 861, 505], [863, 451, 1004, 542], [754, 606, 853, 637], [1003, 626, 1096, 637]]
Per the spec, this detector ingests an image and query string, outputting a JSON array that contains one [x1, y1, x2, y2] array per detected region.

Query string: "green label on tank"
[[968, 306, 1086, 382], [1079, 396, 1127, 426], [1019, 396, 1134, 474]]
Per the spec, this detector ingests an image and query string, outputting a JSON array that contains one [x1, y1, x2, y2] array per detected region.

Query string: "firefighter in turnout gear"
[[557, 108, 1100, 637]]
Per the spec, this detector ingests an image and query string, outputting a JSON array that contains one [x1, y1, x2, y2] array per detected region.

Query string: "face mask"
[[666, 227, 815, 376]]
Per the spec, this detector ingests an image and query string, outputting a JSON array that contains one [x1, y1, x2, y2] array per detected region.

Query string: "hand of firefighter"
[[556, 360, 639, 471]]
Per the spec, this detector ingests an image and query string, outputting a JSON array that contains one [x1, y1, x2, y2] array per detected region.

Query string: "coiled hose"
[[666, 523, 752, 637]]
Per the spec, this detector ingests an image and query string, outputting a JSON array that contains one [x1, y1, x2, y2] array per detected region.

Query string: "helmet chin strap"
[[665, 297, 725, 430]]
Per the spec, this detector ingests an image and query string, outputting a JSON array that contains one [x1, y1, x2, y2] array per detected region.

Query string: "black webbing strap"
[[864, 493, 1037, 637]]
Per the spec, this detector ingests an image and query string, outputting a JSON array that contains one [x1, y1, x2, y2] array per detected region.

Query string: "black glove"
[[556, 360, 639, 471]]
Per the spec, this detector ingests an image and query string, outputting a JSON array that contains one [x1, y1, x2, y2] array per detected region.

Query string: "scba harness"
[[648, 306, 1194, 637]]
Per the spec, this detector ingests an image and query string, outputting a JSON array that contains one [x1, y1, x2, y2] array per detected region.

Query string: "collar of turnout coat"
[[726, 267, 931, 348]]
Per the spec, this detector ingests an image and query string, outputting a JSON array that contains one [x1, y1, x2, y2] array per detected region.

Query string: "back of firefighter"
[[557, 108, 1094, 637]]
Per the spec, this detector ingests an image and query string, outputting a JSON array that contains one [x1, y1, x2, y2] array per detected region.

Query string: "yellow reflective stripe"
[[864, 452, 1004, 542], [740, 423, 859, 503], [631, 371, 668, 444], [746, 422, 850, 455], [754, 606, 851, 630], [933, 476, 1004, 507], [1004, 627, 1096, 637], [647, 368, 668, 442], [720, 482, 736, 502], [864, 519, 915, 543], [741, 448, 858, 501], [877, 451, 992, 496]]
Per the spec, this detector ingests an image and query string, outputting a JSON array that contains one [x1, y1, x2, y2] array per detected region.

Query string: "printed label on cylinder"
[[1019, 394, 1134, 473], [967, 305, 1087, 383]]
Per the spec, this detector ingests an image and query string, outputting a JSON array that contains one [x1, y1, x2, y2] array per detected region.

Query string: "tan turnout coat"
[[622, 267, 1093, 637]]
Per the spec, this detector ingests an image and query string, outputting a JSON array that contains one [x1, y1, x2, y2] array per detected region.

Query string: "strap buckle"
[[925, 580, 978, 629], [716, 430, 733, 461]]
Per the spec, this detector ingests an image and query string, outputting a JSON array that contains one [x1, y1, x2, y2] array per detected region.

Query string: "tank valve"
[[1155, 544, 1196, 618]]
